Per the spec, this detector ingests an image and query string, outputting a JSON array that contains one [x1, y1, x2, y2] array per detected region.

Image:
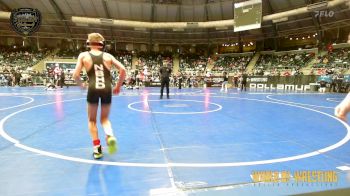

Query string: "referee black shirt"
[[159, 66, 172, 81]]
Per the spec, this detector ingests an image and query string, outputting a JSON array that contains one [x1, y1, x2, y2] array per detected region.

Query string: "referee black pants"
[[178, 79, 182, 89], [160, 79, 170, 98], [241, 81, 247, 91]]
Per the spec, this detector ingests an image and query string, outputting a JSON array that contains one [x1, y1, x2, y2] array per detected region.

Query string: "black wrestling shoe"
[[93, 145, 103, 159]]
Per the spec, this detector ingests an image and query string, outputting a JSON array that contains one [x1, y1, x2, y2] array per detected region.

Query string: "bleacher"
[[135, 52, 173, 82], [0, 46, 52, 69], [1, 43, 349, 87], [254, 49, 316, 76], [0, 46, 53, 86], [179, 54, 207, 76], [212, 53, 253, 74], [313, 47, 349, 70]]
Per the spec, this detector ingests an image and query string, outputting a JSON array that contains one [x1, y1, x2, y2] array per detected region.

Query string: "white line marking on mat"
[[0, 96, 349, 167]]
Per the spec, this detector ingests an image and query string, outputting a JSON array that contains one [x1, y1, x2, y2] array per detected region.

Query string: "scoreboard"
[[234, 0, 262, 32]]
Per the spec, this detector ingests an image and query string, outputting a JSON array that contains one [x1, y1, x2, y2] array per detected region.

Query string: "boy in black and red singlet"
[[73, 33, 126, 159]]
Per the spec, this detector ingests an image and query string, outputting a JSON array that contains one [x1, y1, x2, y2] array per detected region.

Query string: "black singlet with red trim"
[[86, 52, 112, 104]]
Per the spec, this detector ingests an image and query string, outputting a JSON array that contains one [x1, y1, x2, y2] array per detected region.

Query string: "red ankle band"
[[93, 139, 100, 146]]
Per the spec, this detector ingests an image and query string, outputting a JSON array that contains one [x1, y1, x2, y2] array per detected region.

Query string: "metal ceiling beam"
[[205, 0, 210, 21], [7, 26, 350, 44], [266, 0, 278, 50], [285, 0, 305, 32], [48, 0, 72, 39], [2, 14, 343, 38], [205, 0, 211, 55], [177, 0, 182, 22], [102, 0, 115, 41], [219, 0, 224, 20], [305, 0, 322, 42], [102, 0, 111, 18], [149, 0, 156, 51], [0, 0, 11, 11], [0, 33, 264, 45], [151, 1, 155, 22]]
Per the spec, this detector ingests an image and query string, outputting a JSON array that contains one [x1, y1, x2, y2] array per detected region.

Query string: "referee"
[[159, 64, 172, 99], [241, 72, 248, 91]]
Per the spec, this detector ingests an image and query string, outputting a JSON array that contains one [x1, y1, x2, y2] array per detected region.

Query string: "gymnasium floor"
[[0, 86, 350, 196]]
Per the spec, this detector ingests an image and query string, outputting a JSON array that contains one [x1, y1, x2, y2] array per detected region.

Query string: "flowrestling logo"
[[314, 10, 334, 18], [251, 170, 338, 184], [10, 8, 41, 36]]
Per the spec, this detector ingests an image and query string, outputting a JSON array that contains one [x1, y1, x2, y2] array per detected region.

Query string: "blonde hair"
[[87, 33, 105, 43]]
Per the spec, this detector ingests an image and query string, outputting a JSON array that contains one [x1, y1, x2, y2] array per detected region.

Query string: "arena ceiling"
[[0, 0, 349, 44]]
